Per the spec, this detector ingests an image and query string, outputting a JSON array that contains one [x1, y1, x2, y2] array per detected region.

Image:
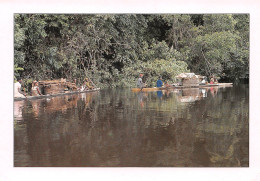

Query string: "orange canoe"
[[131, 87, 165, 92]]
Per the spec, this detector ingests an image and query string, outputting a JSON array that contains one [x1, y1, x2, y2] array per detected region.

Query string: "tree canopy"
[[14, 14, 249, 88]]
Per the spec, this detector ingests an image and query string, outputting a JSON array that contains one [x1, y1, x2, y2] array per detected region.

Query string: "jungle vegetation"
[[14, 14, 249, 88]]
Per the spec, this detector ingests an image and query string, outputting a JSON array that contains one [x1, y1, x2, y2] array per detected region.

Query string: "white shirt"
[[137, 78, 143, 88], [14, 82, 25, 98]]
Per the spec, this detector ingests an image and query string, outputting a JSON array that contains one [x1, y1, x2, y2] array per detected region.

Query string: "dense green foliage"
[[14, 14, 249, 88]]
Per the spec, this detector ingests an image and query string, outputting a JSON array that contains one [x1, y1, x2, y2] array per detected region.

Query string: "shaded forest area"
[[14, 14, 249, 88]]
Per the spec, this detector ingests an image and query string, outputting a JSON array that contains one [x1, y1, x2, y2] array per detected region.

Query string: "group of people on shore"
[[14, 77, 95, 98]]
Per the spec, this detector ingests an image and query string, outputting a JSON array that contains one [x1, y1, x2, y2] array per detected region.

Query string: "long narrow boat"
[[14, 88, 100, 101], [175, 83, 233, 89], [131, 87, 163, 92], [131, 83, 233, 92]]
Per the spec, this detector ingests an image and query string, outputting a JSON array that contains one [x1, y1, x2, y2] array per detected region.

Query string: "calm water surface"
[[14, 85, 249, 167]]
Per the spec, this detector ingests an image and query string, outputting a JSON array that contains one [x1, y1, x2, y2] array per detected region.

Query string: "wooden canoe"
[[131, 87, 164, 92], [132, 83, 233, 92], [175, 83, 233, 89], [14, 88, 100, 101]]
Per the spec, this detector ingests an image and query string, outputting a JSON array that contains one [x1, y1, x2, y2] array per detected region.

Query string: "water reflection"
[[137, 91, 147, 108], [14, 85, 249, 167], [156, 91, 163, 99], [157, 87, 218, 103], [14, 100, 24, 121]]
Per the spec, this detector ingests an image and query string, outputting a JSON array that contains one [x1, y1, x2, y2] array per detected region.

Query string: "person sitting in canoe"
[[210, 77, 214, 84], [85, 78, 94, 89], [156, 77, 163, 87], [31, 80, 42, 96], [80, 80, 86, 91], [200, 77, 206, 85], [165, 81, 174, 88], [214, 78, 218, 84], [14, 77, 26, 98], [80, 78, 95, 91], [137, 74, 146, 89], [210, 76, 218, 84]]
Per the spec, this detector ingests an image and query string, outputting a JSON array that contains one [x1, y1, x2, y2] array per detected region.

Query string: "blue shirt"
[[156, 79, 163, 87]]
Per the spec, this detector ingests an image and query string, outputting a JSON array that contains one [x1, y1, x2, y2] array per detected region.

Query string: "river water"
[[14, 84, 249, 167]]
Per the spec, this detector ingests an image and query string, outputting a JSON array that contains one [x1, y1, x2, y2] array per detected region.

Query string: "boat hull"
[[131, 83, 233, 92], [175, 83, 233, 89], [14, 88, 100, 101], [131, 87, 163, 92]]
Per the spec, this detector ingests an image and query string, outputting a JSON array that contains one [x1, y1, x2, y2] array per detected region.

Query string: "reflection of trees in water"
[[191, 85, 249, 166], [14, 100, 32, 166], [14, 86, 248, 166], [14, 92, 99, 166]]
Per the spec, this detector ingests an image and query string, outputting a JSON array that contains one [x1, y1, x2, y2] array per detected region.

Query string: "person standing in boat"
[[156, 77, 163, 87], [31, 80, 42, 96], [14, 77, 26, 98], [137, 74, 146, 89]]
